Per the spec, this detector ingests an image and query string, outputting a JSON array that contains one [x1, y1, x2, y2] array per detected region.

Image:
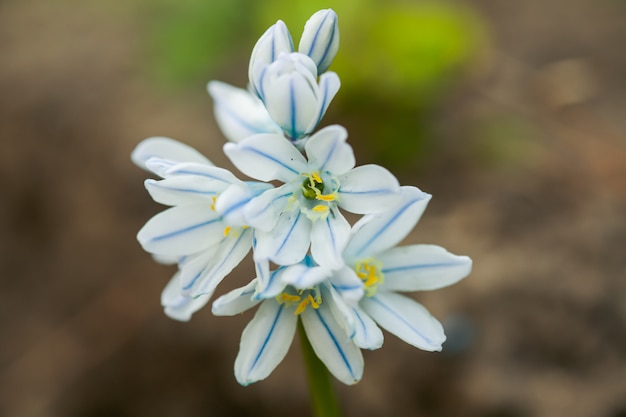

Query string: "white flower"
[[339, 186, 473, 351], [208, 9, 340, 143], [132, 137, 272, 320], [258, 52, 340, 141], [212, 260, 363, 386], [223, 125, 402, 270], [248, 9, 339, 97]]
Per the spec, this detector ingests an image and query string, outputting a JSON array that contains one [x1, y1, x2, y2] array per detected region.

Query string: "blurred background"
[[1, 0, 625, 416]]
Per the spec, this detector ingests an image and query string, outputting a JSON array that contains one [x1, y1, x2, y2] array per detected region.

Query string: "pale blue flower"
[[223, 125, 402, 270], [209, 9, 340, 143], [212, 259, 363, 386], [339, 186, 473, 351], [132, 137, 272, 319]]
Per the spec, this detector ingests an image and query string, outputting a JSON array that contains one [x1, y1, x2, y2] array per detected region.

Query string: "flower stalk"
[[298, 320, 342, 417]]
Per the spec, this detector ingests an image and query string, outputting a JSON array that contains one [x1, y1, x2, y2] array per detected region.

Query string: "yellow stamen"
[[312, 172, 322, 183], [316, 193, 336, 202], [210, 196, 217, 211], [223, 226, 231, 236], [312, 205, 329, 212], [355, 259, 384, 297]]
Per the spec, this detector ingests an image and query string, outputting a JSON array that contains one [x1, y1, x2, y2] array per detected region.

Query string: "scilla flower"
[[224, 125, 402, 270], [208, 9, 340, 143], [212, 259, 363, 386], [340, 186, 473, 351], [132, 137, 272, 319]]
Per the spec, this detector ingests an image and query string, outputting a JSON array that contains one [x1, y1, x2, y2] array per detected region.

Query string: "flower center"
[[354, 258, 384, 297], [276, 287, 322, 315], [294, 171, 339, 221]]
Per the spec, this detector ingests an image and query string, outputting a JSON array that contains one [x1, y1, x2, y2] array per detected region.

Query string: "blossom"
[[338, 186, 473, 351], [132, 137, 272, 320], [212, 259, 363, 386], [224, 124, 402, 270], [208, 9, 340, 143]]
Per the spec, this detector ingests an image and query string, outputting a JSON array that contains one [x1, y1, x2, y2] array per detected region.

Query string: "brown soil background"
[[1, 1, 625, 416]]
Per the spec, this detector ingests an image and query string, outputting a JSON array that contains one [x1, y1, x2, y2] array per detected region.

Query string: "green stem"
[[298, 320, 342, 417]]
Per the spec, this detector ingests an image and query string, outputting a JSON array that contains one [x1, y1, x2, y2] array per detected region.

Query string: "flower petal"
[[144, 177, 220, 206], [301, 302, 363, 385], [161, 272, 209, 321], [212, 279, 261, 316], [379, 245, 472, 292], [280, 262, 332, 289], [350, 304, 384, 350], [249, 20, 294, 97], [307, 71, 340, 134], [310, 208, 351, 269], [234, 300, 298, 386], [164, 162, 241, 184], [243, 184, 292, 231], [254, 210, 311, 266], [207, 81, 282, 142], [360, 291, 445, 351], [188, 228, 254, 298], [224, 134, 307, 182], [304, 125, 354, 175], [253, 266, 290, 300], [137, 204, 223, 256], [131, 137, 212, 173], [260, 53, 320, 139], [298, 9, 339, 74], [329, 266, 364, 304], [337, 164, 401, 214], [215, 183, 270, 227], [344, 186, 431, 260]]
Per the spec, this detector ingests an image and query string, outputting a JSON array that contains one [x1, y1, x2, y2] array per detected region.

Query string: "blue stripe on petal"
[[313, 308, 355, 378], [275, 211, 302, 256], [249, 303, 285, 374], [240, 146, 301, 176], [382, 261, 467, 274], [289, 79, 297, 139], [149, 218, 221, 243], [369, 295, 438, 347]]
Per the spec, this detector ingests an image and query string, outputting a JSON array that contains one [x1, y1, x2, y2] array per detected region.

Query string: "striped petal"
[[137, 204, 223, 256], [253, 266, 290, 300], [249, 20, 294, 98], [254, 210, 311, 266], [161, 272, 210, 321], [235, 300, 297, 386], [304, 125, 354, 175], [260, 53, 319, 139], [337, 164, 401, 214], [329, 266, 364, 304], [188, 228, 254, 298], [164, 162, 241, 184], [301, 301, 363, 385], [307, 71, 340, 135], [131, 137, 212, 173], [280, 263, 332, 289], [212, 279, 261, 316], [380, 245, 472, 292], [344, 186, 431, 260], [215, 183, 271, 227], [144, 177, 219, 206], [350, 304, 384, 350], [224, 134, 307, 182], [310, 208, 351, 269], [298, 9, 339, 74], [243, 184, 292, 231], [207, 81, 282, 142], [360, 291, 445, 352]]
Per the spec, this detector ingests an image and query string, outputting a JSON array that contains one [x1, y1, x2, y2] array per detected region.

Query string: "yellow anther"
[[354, 259, 384, 297], [308, 294, 320, 309], [210, 196, 217, 211], [242, 225, 249, 229], [281, 294, 301, 303], [295, 298, 309, 315], [312, 205, 329, 212], [312, 172, 322, 183], [223, 226, 231, 237], [316, 193, 336, 202]]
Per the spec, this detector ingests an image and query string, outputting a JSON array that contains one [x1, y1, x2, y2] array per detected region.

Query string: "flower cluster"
[[132, 9, 472, 386]]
